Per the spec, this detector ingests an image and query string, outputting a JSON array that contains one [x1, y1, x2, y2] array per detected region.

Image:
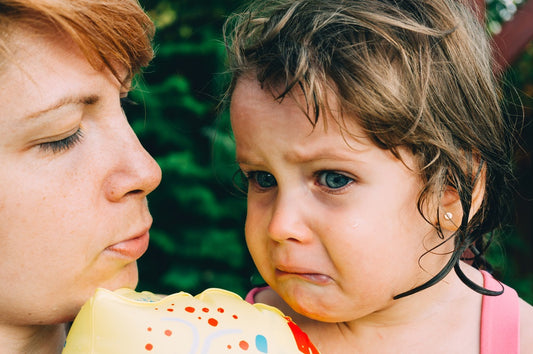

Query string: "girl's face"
[[0, 28, 161, 325], [231, 78, 451, 322]]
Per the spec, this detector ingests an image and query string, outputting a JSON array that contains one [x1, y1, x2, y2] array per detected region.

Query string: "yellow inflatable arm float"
[[63, 288, 319, 353]]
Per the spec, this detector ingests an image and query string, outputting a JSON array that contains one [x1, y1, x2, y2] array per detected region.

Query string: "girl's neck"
[[265, 263, 483, 353], [342, 266, 481, 352], [0, 323, 66, 354]]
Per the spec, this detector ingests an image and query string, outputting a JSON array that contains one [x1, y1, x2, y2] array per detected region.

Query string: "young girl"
[[224, 0, 533, 353]]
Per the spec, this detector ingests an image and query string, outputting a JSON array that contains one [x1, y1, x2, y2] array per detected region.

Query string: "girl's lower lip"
[[105, 232, 150, 260], [275, 269, 332, 285]]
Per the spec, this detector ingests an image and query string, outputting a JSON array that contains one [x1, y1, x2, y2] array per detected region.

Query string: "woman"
[[0, 0, 161, 352]]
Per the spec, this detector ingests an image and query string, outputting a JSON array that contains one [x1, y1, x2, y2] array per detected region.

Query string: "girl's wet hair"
[[0, 0, 155, 84], [224, 0, 515, 298]]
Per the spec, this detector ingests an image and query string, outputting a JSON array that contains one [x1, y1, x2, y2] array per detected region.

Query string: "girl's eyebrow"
[[24, 94, 99, 120], [285, 151, 364, 164], [236, 150, 369, 167], [283, 143, 372, 164]]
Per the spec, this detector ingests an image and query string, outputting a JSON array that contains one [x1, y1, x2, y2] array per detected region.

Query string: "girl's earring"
[[442, 211, 460, 230]]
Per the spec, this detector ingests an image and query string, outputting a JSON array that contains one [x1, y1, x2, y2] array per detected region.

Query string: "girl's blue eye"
[[318, 171, 353, 189], [249, 171, 277, 189], [39, 129, 83, 153]]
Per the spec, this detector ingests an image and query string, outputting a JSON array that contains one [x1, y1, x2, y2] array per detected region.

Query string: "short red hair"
[[0, 0, 155, 83]]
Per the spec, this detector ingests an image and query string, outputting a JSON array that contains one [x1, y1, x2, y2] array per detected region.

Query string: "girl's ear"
[[439, 186, 462, 231], [439, 167, 486, 232]]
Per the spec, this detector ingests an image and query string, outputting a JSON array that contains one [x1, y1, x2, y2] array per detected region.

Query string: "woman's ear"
[[439, 167, 486, 231]]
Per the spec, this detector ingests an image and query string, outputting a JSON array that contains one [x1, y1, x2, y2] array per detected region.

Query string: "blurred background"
[[128, 0, 533, 302]]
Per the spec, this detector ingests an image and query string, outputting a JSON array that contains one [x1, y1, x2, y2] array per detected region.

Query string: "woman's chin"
[[100, 262, 140, 291]]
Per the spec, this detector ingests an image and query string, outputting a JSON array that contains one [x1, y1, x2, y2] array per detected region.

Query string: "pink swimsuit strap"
[[245, 286, 269, 304], [480, 270, 520, 354]]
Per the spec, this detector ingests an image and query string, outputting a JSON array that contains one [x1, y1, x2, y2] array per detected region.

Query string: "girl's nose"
[[103, 122, 162, 202], [267, 191, 312, 244]]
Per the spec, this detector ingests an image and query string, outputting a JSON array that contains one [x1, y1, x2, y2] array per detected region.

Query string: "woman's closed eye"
[[38, 128, 84, 154], [316, 171, 354, 189], [120, 96, 138, 112], [119, 95, 138, 122]]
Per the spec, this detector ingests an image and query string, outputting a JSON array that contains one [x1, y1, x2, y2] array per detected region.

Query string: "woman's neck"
[[0, 323, 66, 354]]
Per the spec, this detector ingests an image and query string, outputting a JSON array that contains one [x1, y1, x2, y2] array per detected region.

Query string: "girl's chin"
[[277, 286, 350, 322]]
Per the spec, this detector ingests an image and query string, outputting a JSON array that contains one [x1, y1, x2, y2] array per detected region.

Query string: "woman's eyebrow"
[[24, 94, 99, 120]]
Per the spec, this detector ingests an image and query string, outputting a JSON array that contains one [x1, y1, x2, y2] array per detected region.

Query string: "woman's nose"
[[267, 191, 312, 244], [103, 122, 162, 202]]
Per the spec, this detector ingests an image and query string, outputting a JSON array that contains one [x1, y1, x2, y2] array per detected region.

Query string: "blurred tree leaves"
[[486, 0, 525, 33], [129, 0, 252, 297], [129, 0, 532, 303], [497, 40, 533, 303]]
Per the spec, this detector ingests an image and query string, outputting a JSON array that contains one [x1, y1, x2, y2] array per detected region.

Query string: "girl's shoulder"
[[520, 299, 533, 353]]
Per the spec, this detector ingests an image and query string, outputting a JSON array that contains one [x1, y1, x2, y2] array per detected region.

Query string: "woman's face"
[[0, 28, 161, 325], [231, 78, 452, 323]]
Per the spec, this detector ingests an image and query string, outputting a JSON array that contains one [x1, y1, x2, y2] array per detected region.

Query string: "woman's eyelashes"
[[120, 96, 137, 110], [38, 128, 84, 154], [242, 170, 355, 191]]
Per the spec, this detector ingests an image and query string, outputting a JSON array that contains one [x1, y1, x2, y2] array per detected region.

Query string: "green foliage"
[[129, 0, 252, 297], [130, 0, 532, 304], [486, 0, 525, 34], [494, 41, 533, 304]]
